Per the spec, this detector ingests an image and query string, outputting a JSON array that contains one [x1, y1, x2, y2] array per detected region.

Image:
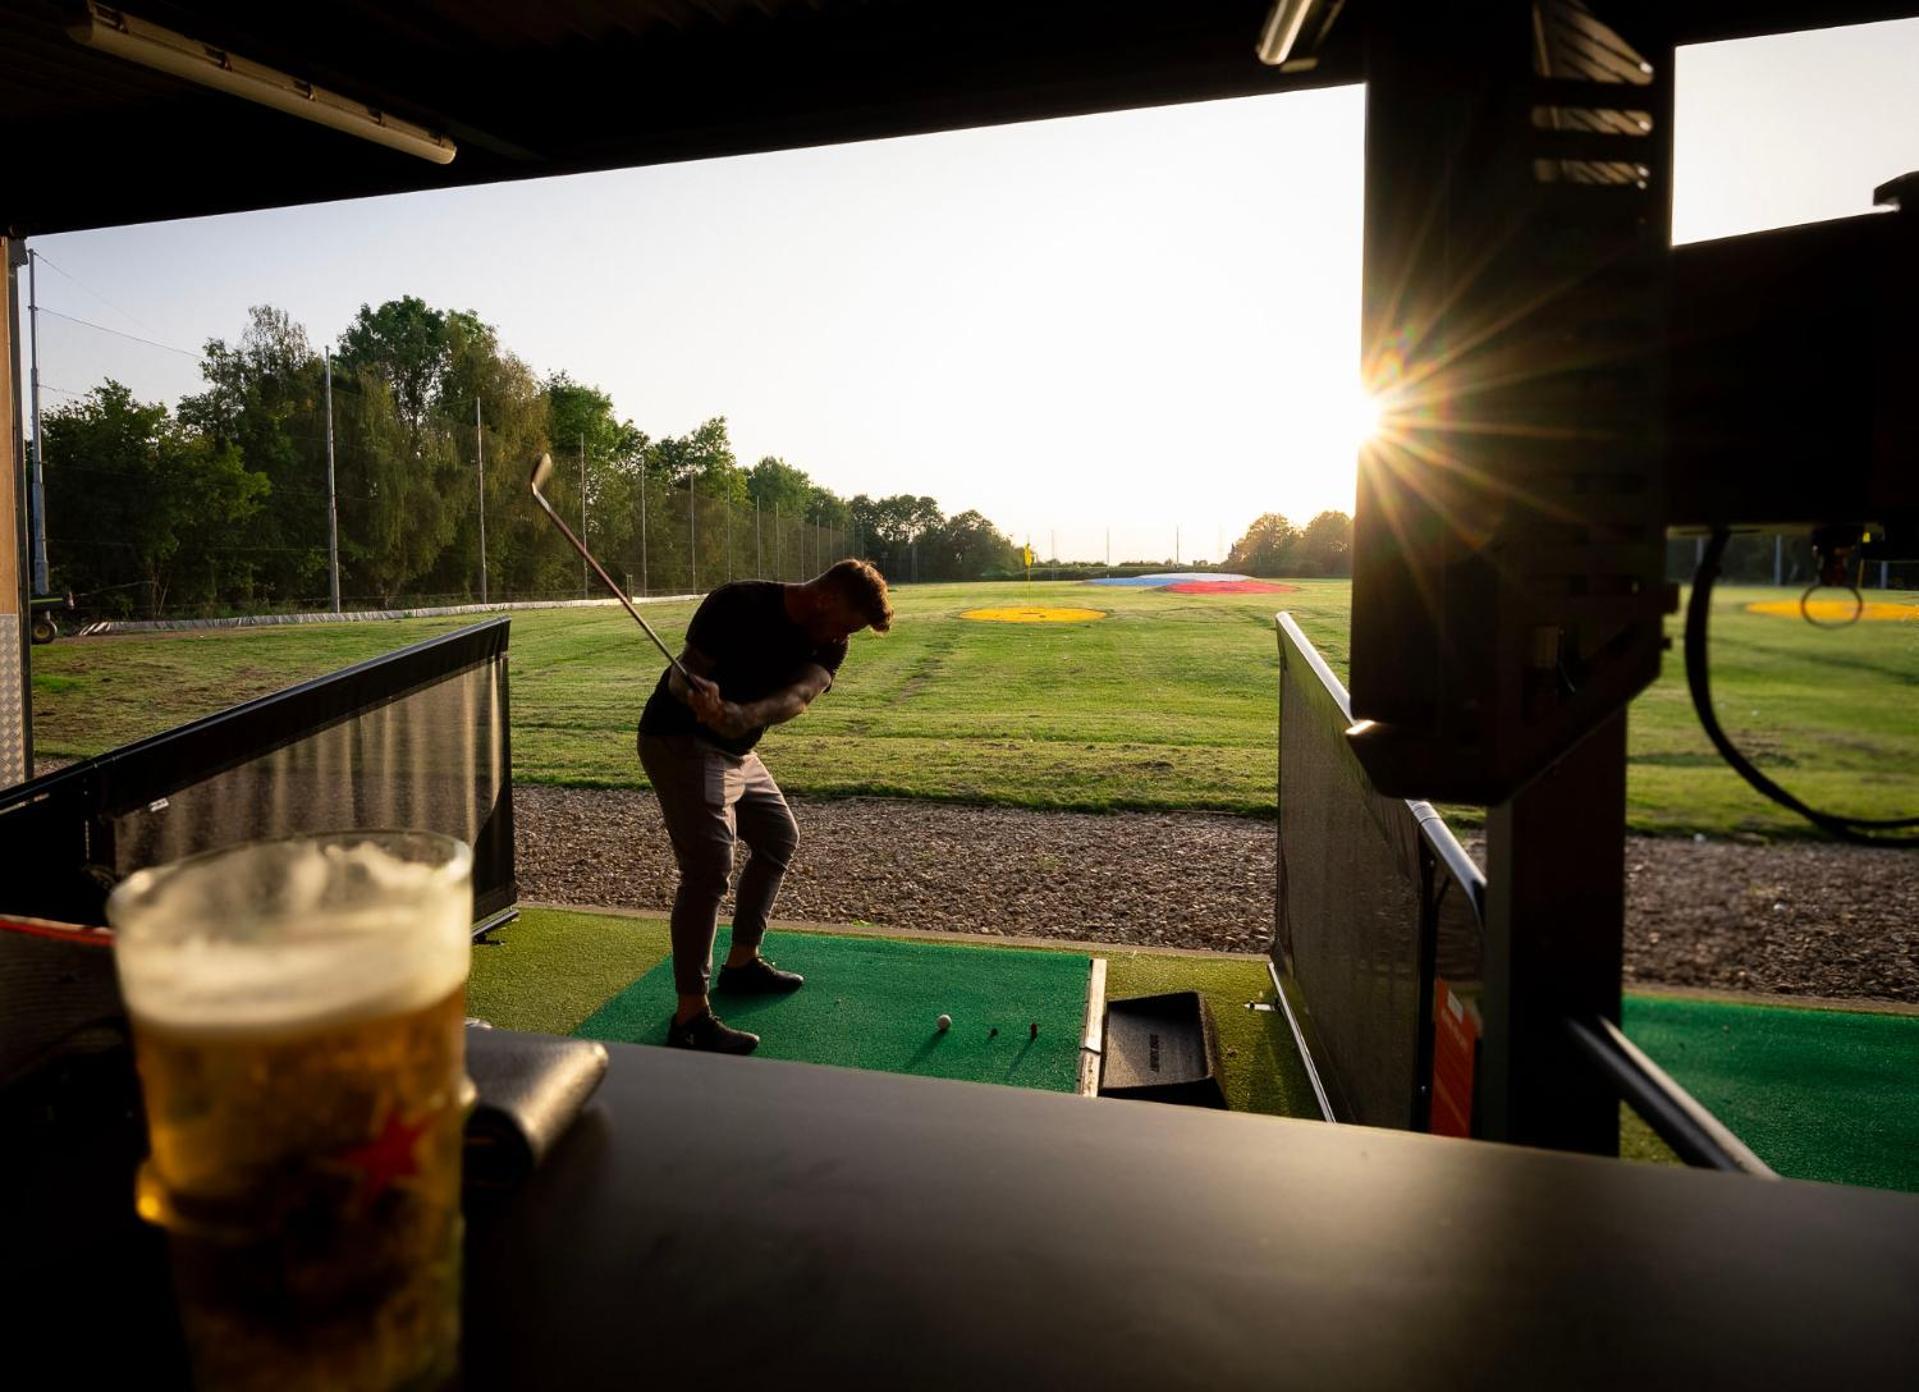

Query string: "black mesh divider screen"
[[1274, 614, 1484, 1130], [0, 619, 515, 930]]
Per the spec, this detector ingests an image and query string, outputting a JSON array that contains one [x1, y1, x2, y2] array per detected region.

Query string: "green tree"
[[331, 372, 459, 605], [746, 456, 814, 514], [921, 509, 1018, 580], [1296, 510, 1353, 576], [335, 296, 451, 438], [43, 382, 268, 616], [178, 305, 327, 605], [1226, 513, 1300, 575]]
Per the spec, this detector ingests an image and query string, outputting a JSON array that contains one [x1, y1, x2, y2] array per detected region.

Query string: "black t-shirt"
[[638, 581, 847, 755]]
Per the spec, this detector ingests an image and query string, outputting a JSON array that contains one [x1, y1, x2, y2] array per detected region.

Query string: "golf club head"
[[530, 452, 556, 497]]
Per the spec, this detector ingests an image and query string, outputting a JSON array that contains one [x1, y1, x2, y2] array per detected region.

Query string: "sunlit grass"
[[30, 580, 1919, 836]]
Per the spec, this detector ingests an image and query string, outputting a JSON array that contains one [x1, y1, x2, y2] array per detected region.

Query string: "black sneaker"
[[715, 957, 805, 995], [665, 1010, 760, 1055]]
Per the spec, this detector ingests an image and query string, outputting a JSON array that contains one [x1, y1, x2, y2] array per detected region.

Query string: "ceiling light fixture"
[[70, 2, 456, 165], [1256, 0, 1323, 71]]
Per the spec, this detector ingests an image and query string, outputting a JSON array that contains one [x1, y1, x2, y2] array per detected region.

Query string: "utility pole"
[[26, 250, 47, 595], [580, 434, 588, 600], [324, 349, 340, 612], [638, 474, 648, 596], [475, 399, 487, 604]]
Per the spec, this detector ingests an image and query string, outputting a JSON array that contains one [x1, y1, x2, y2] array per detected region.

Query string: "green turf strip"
[[469, 909, 1317, 1117], [575, 926, 1090, 1092], [1623, 994, 1919, 1193]]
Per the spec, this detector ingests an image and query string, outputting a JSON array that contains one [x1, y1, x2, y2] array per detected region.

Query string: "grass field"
[[30, 579, 1919, 837]]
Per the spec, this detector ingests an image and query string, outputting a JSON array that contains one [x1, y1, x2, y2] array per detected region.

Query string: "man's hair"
[[820, 558, 893, 633]]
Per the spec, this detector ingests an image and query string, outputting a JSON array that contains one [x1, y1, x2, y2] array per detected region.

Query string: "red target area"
[[1160, 579, 1299, 594]]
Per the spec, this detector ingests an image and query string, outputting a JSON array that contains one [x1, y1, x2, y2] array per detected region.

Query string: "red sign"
[[1431, 979, 1479, 1139]]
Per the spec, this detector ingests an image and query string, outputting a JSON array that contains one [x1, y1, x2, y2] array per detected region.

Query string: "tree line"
[[1224, 510, 1354, 576], [38, 298, 1027, 617]]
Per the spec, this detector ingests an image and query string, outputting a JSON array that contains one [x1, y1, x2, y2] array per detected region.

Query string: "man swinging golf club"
[[638, 560, 893, 1054]]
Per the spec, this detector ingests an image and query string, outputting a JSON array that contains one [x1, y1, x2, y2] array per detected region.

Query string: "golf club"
[[529, 452, 698, 687]]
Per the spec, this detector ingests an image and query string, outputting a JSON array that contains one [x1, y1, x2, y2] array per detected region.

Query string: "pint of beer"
[[109, 832, 473, 1392]]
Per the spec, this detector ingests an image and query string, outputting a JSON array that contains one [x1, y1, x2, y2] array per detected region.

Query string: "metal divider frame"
[[1274, 612, 1484, 1130], [0, 618, 517, 933]]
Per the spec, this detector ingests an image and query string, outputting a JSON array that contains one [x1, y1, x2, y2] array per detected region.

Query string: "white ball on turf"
[[936, 1014, 952, 1032]]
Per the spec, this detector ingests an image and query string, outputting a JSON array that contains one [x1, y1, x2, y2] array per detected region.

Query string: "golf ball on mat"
[[937, 1014, 952, 1032]]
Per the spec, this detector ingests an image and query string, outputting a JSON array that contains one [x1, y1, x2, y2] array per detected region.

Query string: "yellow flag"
[[1022, 544, 1034, 569]]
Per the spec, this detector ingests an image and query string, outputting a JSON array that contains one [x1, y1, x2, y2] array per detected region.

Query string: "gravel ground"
[[515, 786, 1919, 1003]]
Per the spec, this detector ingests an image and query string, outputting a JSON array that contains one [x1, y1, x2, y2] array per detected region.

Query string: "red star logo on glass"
[[336, 1107, 429, 1203]]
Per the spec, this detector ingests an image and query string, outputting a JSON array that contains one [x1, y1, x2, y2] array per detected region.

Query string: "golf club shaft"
[[529, 474, 697, 686]]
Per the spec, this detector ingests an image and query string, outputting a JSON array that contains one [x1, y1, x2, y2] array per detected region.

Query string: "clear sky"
[[21, 17, 1919, 564]]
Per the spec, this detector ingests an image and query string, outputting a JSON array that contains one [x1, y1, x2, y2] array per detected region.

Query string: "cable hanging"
[[1684, 526, 1918, 846]]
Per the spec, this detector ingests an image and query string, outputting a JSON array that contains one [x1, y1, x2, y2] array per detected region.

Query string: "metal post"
[[324, 349, 340, 612], [1481, 711, 1628, 1154], [726, 491, 733, 581], [689, 477, 697, 592], [639, 473, 648, 596], [1773, 534, 1783, 587], [4, 238, 36, 783], [580, 434, 589, 599], [26, 251, 46, 596], [774, 503, 780, 579], [475, 398, 487, 604], [756, 498, 762, 576], [1881, 559, 1891, 589]]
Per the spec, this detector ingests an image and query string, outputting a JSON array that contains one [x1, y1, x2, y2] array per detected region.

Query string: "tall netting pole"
[[756, 498, 762, 576], [639, 474, 648, 596], [475, 399, 488, 605], [689, 478, 697, 593]]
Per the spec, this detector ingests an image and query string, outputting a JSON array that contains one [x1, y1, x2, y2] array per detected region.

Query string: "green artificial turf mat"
[[577, 926, 1091, 1092], [1623, 993, 1919, 1193], [467, 908, 671, 1034]]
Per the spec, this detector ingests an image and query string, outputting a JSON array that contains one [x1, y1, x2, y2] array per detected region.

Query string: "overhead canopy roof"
[[5, 0, 1918, 237]]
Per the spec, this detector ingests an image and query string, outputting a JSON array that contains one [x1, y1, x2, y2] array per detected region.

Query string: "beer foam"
[[111, 836, 472, 1037]]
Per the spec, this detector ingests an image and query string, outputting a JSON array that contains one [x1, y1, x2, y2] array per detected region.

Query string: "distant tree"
[[335, 296, 451, 438], [43, 382, 268, 616], [178, 305, 327, 604], [652, 417, 746, 503], [746, 456, 814, 514], [922, 509, 1019, 580], [805, 484, 849, 531], [548, 372, 648, 585], [1226, 513, 1300, 575], [1296, 510, 1353, 576], [331, 372, 459, 605]]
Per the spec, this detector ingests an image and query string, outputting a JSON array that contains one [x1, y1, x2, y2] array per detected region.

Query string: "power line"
[[28, 251, 163, 338], [35, 307, 207, 362]]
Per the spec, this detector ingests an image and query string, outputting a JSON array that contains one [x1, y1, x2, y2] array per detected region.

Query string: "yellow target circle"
[[1746, 600, 1919, 623], [960, 606, 1107, 624]]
